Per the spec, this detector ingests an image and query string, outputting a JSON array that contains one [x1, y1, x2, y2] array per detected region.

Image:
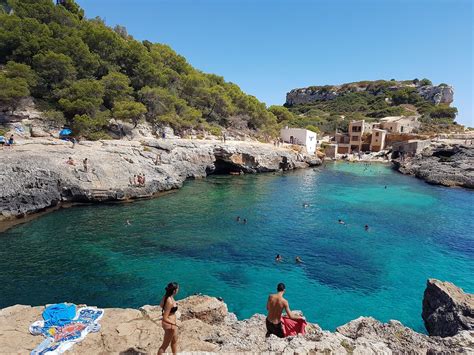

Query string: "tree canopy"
[[0, 0, 277, 138]]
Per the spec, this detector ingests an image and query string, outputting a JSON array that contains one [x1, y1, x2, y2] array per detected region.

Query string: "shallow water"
[[0, 162, 473, 332]]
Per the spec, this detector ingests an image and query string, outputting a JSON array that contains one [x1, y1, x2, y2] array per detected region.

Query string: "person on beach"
[[5, 134, 14, 147], [159, 282, 180, 355], [83, 158, 88, 172], [266, 283, 302, 338], [141, 174, 146, 187], [66, 157, 75, 166], [275, 254, 282, 262]]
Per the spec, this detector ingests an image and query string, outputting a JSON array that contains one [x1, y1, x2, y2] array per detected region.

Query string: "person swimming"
[[243, 218, 247, 224], [295, 256, 303, 264], [236, 216, 241, 222], [338, 219, 345, 225], [302, 203, 309, 208], [364, 224, 369, 231], [275, 254, 282, 262], [126, 220, 131, 226]]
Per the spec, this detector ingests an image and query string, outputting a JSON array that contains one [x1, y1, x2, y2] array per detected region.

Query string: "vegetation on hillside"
[[0, 0, 277, 138], [279, 79, 459, 134], [0, 1, 461, 139]]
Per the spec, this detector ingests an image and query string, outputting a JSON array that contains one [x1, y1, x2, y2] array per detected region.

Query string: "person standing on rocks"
[[83, 158, 88, 172], [159, 282, 180, 355], [266, 283, 301, 338]]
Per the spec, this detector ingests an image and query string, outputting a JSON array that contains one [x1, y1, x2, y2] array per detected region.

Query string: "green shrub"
[[86, 131, 112, 140]]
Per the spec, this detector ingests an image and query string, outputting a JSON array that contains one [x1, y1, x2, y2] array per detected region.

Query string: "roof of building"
[[281, 127, 317, 134]]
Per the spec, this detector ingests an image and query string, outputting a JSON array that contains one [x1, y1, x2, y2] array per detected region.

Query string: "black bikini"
[[162, 303, 178, 314]]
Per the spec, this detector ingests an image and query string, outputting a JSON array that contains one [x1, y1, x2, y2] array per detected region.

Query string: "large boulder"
[[422, 278, 474, 337], [178, 295, 228, 324]]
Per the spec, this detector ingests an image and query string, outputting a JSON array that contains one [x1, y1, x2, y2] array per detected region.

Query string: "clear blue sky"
[[77, 0, 473, 126]]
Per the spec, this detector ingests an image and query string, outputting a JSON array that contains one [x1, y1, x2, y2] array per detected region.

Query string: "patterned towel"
[[30, 306, 104, 355]]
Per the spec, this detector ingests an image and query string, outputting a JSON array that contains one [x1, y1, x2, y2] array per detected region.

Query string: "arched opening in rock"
[[208, 159, 244, 175]]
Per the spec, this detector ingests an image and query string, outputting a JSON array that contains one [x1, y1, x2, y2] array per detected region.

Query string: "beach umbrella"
[[59, 128, 72, 136]]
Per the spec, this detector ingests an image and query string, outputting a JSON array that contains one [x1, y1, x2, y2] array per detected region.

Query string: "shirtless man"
[[266, 283, 301, 338]]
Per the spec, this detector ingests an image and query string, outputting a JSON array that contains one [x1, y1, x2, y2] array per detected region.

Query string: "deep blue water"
[[0, 162, 473, 332]]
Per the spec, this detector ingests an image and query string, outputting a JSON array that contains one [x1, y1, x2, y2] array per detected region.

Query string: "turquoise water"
[[0, 162, 473, 332]]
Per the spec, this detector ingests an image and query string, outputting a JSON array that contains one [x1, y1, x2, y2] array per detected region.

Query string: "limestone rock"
[[0, 139, 320, 222], [422, 279, 474, 337], [0, 292, 473, 354], [178, 295, 228, 324], [417, 84, 454, 105], [393, 144, 474, 189], [285, 81, 454, 106]]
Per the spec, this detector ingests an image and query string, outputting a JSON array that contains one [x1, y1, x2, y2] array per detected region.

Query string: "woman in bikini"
[[158, 282, 179, 354]]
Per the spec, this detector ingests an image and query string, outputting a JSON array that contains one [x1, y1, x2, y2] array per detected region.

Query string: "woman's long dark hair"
[[162, 282, 179, 314]]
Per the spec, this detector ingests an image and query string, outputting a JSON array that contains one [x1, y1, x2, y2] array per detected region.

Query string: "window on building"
[[351, 136, 359, 141], [351, 126, 361, 132], [375, 132, 379, 137]]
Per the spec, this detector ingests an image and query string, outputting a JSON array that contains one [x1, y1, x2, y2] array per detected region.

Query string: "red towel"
[[281, 316, 307, 337]]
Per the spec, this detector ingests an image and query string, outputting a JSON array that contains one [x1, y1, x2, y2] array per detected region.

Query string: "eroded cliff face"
[[422, 279, 474, 337], [392, 143, 474, 189], [0, 280, 473, 354], [285, 81, 454, 106], [0, 139, 320, 222]]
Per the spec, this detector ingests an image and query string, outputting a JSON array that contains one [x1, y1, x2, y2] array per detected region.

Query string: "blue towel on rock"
[[42, 303, 76, 328]]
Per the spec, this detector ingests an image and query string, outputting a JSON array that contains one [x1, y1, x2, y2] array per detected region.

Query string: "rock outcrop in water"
[[1, 281, 473, 354], [0, 139, 320, 223], [392, 143, 474, 189], [422, 279, 474, 337]]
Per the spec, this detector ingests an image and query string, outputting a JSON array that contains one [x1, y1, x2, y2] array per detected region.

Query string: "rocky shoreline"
[[392, 143, 474, 189], [0, 138, 320, 225], [0, 279, 472, 353]]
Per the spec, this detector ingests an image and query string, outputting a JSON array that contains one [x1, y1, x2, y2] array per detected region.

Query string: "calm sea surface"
[[0, 162, 473, 332]]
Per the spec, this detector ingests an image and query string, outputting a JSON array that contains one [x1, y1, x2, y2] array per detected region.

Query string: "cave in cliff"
[[208, 159, 245, 175]]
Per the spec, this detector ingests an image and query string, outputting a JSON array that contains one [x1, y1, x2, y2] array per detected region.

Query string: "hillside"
[[271, 79, 460, 135], [0, 0, 277, 139]]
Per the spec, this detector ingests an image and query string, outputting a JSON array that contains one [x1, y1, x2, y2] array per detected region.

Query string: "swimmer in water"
[[338, 219, 345, 225], [243, 218, 247, 224], [236, 216, 241, 222], [275, 254, 282, 262], [295, 256, 303, 264], [364, 224, 369, 231], [303, 203, 309, 208], [126, 220, 131, 226]]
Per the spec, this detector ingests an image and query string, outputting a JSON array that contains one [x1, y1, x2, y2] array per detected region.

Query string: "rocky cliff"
[[0, 279, 473, 354], [286, 81, 454, 106], [393, 143, 474, 189], [422, 279, 474, 337], [0, 138, 320, 223]]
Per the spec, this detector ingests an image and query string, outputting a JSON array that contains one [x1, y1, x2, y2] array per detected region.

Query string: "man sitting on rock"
[[266, 283, 302, 338]]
